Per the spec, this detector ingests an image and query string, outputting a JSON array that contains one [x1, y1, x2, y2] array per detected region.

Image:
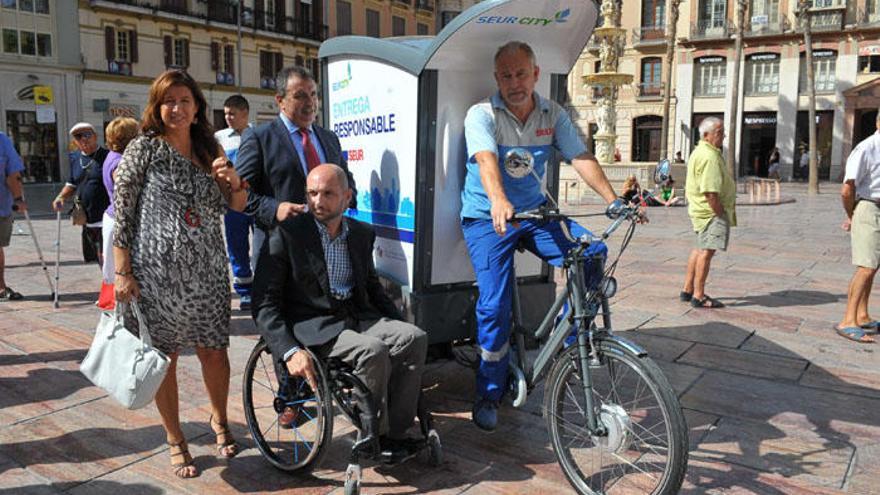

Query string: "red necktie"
[[298, 128, 321, 172]]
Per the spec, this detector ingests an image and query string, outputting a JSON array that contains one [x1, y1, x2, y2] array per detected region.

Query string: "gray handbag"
[[80, 301, 170, 410]]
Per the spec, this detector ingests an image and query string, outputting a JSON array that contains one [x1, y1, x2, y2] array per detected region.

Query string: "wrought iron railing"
[[745, 15, 790, 35], [633, 25, 666, 44], [416, 0, 434, 11], [636, 83, 663, 98], [690, 19, 730, 39]]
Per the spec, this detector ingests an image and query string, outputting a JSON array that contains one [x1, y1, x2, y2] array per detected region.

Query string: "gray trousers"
[[321, 318, 427, 439]]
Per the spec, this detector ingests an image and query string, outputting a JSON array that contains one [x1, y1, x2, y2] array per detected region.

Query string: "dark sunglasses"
[[73, 130, 94, 140]]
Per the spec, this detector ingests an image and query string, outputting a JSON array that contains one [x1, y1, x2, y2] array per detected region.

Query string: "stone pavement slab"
[[2, 183, 880, 494]]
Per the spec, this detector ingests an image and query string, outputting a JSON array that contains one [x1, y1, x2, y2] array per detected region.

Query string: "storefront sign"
[[697, 56, 724, 64], [107, 104, 139, 119], [744, 115, 777, 125], [33, 86, 53, 105], [749, 53, 779, 61], [859, 45, 880, 56], [813, 50, 835, 58], [36, 106, 56, 124]]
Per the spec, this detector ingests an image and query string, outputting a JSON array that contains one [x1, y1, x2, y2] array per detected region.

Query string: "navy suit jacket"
[[235, 116, 355, 231], [252, 214, 402, 361]]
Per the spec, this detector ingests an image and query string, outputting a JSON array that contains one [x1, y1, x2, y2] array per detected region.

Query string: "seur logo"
[[476, 9, 571, 27], [332, 63, 353, 92]]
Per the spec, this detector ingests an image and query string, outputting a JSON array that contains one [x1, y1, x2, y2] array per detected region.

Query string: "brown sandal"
[[210, 415, 240, 459], [169, 440, 199, 478]]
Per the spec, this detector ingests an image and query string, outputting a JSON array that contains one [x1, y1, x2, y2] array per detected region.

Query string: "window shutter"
[[211, 42, 220, 70], [255, 0, 265, 29], [129, 31, 138, 63], [276, 0, 286, 32], [105, 26, 116, 61], [163, 35, 172, 67], [274, 52, 283, 77], [225, 45, 235, 76], [183, 39, 190, 68]]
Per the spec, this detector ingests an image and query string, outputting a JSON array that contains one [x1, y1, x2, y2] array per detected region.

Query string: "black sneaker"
[[378, 436, 422, 465], [0, 287, 23, 301]]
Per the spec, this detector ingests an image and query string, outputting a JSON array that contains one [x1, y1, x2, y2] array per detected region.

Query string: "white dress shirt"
[[845, 130, 880, 200]]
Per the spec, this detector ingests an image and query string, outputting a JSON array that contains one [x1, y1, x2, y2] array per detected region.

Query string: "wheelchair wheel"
[[242, 339, 334, 472], [426, 430, 443, 466]]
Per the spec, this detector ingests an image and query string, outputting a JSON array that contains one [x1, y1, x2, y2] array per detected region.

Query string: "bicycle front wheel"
[[543, 340, 688, 495]]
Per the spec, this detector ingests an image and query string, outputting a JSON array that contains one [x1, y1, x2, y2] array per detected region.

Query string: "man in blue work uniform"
[[462, 41, 621, 431], [215, 95, 255, 310]]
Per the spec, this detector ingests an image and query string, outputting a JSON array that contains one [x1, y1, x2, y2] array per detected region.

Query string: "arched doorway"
[[632, 115, 662, 162]]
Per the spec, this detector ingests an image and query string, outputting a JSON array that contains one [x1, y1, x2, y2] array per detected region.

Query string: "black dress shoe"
[[378, 436, 422, 465]]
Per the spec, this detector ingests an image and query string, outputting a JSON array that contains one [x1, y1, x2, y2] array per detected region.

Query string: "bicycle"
[[499, 202, 689, 494]]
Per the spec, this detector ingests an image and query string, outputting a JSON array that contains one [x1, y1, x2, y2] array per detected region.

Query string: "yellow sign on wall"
[[33, 86, 53, 105]]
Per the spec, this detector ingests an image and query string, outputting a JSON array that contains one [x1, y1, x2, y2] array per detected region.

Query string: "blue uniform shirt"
[[0, 132, 25, 217], [461, 92, 587, 219]]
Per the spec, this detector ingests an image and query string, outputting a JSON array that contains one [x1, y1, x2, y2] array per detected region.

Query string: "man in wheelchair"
[[252, 164, 429, 463]]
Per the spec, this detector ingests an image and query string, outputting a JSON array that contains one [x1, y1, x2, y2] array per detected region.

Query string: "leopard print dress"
[[113, 135, 230, 354]]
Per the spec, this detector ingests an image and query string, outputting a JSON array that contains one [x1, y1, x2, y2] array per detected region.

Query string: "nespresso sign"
[[697, 56, 724, 64], [744, 115, 777, 125], [748, 53, 779, 61]]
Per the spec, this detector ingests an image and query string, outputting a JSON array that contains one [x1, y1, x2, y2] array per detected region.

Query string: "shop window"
[[2, 29, 17, 53], [36, 33, 50, 56], [366, 9, 381, 37], [1, 0, 15, 9], [694, 56, 726, 96], [799, 50, 836, 93], [392, 16, 406, 36], [5, 110, 60, 184], [20, 31, 35, 55], [859, 54, 880, 73], [745, 53, 779, 95]]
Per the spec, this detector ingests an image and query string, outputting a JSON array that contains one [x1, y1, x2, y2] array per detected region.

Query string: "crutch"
[[53, 210, 61, 308], [19, 206, 55, 297]]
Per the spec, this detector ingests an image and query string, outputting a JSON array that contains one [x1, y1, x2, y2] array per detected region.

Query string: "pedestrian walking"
[[0, 131, 26, 301], [835, 112, 880, 343], [215, 95, 254, 310], [96, 116, 139, 310], [52, 122, 110, 266], [681, 117, 737, 308], [768, 147, 781, 180], [113, 70, 248, 477]]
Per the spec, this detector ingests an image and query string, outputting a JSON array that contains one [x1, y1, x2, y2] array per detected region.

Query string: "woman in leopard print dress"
[[113, 70, 247, 479]]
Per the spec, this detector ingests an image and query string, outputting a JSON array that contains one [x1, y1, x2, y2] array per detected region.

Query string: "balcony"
[[240, 8, 328, 41], [394, 0, 413, 7], [632, 25, 666, 46], [207, 0, 237, 25], [857, 7, 880, 26], [636, 83, 663, 99], [745, 14, 790, 36], [691, 19, 730, 40], [806, 0, 846, 31], [416, 0, 434, 12]]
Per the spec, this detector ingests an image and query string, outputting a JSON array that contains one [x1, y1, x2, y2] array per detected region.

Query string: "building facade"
[[1, 0, 82, 188], [327, 0, 437, 38], [437, 0, 483, 30], [675, 0, 880, 181]]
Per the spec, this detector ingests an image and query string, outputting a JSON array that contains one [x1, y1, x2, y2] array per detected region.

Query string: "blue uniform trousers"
[[462, 217, 607, 401], [224, 208, 254, 297]]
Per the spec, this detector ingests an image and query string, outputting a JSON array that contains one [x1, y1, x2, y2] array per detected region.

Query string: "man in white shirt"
[[836, 111, 880, 343], [215, 95, 254, 310]]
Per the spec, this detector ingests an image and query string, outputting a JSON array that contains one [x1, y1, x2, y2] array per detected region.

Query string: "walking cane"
[[53, 210, 61, 308], [18, 206, 55, 297]]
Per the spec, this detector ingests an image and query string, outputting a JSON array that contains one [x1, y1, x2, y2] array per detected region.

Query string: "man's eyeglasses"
[[73, 131, 94, 140]]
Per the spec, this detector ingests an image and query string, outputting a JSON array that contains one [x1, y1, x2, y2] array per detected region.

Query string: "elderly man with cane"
[[0, 131, 26, 300]]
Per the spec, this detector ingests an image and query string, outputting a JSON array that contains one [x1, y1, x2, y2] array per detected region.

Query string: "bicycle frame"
[[510, 224, 647, 435]]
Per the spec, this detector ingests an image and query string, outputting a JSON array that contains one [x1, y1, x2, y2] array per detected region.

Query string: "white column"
[[777, 48, 800, 181], [676, 57, 694, 156]]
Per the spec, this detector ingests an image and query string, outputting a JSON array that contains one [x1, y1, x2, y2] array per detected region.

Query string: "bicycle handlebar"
[[511, 203, 640, 245]]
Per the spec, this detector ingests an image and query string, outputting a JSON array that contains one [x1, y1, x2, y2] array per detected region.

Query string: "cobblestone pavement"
[[1, 182, 877, 494]]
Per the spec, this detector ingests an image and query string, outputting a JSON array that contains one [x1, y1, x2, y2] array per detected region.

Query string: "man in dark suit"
[[236, 66, 355, 269], [253, 163, 426, 457]]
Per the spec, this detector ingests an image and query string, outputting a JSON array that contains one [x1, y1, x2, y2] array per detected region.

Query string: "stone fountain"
[[583, 0, 633, 166]]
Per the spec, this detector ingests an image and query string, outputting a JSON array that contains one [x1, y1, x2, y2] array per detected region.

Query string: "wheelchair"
[[242, 338, 442, 495]]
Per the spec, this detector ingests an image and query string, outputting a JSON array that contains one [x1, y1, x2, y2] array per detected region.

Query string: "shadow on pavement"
[[634, 320, 879, 492], [0, 480, 164, 495], [723, 290, 844, 308]]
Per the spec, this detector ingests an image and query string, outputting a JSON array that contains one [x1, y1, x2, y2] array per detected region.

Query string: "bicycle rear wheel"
[[543, 340, 688, 494], [242, 339, 333, 472]]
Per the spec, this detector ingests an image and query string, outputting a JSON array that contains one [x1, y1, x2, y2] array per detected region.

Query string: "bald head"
[[307, 164, 352, 226]]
